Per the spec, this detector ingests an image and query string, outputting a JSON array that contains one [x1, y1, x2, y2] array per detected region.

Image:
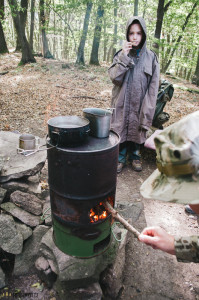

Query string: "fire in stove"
[[89, 196, 114, 223]]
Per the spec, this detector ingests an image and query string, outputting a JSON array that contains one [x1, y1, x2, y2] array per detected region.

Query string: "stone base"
[[36, 223, 128, 299]]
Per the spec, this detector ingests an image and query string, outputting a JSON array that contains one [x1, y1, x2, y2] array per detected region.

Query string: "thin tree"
[[112, 0, 118, 58], [90, 4, 104, 65], [192, 48, 199, 86], [15, 0, 28, 51], [162, 1, 198, 73], [0, 0, 8, 53], [8, 0, 36, 64], [39, 0, 53, 58], [153, 0, 172, 56], [134, 0, 138, 16], [29, 0, 35, 52], [76, 1, 93, 65]]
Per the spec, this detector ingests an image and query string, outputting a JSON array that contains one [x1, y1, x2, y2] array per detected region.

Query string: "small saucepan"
[[47, 115, 90, 147]]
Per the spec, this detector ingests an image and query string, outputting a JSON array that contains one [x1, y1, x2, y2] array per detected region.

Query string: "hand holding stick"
[[104, 200, 140, 239]]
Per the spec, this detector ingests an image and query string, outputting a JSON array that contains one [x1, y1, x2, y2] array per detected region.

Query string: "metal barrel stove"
[[47, 131, 120, 258]]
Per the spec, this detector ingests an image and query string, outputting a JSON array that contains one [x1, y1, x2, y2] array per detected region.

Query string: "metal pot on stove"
[[47, 115, 90, 147]]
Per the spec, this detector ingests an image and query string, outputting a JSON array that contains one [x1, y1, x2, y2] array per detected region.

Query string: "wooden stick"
[[104, 200, 140, 239]]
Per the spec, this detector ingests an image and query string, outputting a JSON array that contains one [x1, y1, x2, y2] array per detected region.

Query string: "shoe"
[[117, 162, 125, 173], [132, 160, 142, 172], [185, 205, 196, 215]]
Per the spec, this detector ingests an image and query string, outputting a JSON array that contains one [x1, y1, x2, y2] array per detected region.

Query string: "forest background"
[[0, 0, 199, 86]]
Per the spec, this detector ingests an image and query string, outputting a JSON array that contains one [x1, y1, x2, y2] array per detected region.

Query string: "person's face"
[[128, 23, 143, 48]]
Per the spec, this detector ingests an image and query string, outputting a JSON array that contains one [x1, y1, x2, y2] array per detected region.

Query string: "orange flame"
[[89, 202, 108, 223]]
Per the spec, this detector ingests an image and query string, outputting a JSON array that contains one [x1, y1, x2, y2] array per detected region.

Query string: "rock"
[[0, 178, 41, 195], [0, 214, 23, 254], [116, 202, 144, 223], [0, 131, 46, 183], [35, 256, 49, 271], [10, 190, 43, 215], [15, 222, 32, 241], [35, 257, 57, 288], [0, 187, 7, 204], [56, 282, 103, 300], [13, 225, 49, 276], [42, 201, 52, 226], [1, 202, 43, 227], [0, 267, 6, 289], [100, 224, 128, 298]]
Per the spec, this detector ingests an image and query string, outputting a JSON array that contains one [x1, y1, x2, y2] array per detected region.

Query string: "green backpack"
[[152, 79, 174, 129]]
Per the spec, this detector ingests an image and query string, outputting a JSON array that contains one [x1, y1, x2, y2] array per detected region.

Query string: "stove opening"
[[94, 234, 111, 253], [89, 196, 114, 223]]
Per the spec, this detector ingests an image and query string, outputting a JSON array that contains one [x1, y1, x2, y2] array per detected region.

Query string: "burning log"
[[104, 201, 140, 239]]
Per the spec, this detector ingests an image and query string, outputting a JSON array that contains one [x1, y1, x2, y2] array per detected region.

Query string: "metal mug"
[[19, 133, 36, 151]]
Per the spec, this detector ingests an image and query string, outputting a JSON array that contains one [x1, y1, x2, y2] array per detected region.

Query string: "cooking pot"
[[47, 116, 90, 147], [83, 108, 112, 138], [19, 133, 36, 151]]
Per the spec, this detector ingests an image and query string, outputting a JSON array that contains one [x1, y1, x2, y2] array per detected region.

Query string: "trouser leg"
[[128, 142, 141, 161], [118, 142, 128, 164]]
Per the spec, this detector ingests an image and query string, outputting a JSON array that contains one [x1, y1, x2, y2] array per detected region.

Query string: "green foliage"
[[2, 0, 199, 80]]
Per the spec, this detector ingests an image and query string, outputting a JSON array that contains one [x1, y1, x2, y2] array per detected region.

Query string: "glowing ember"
[[89, 202, 109, 223]]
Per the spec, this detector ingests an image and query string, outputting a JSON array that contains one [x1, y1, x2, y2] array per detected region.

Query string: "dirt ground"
[[1, 52, 199, 300]]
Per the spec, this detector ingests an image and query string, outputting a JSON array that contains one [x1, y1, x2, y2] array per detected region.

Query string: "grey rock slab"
[[116, 202, 144, 223], [15, 222, 33, 241], [0, 214, 23, 254], [0, 178, 41, 195], [10, 190, 43, 215], [0, 187, 6, 204], [0, 266, 6, 289], [13, 225, 49, 276], [1, 202, 43, 227], [0, 131, 46, 183]]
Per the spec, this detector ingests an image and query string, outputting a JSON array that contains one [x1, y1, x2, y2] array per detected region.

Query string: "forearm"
[[175, 236, 199, 263], [108, 51, 134, 86]]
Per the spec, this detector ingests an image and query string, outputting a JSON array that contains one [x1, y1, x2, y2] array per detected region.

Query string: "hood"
[[126, 16, 147, 51]]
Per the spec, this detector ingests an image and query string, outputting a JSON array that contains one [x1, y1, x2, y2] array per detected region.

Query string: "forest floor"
[[0, 52, 199, 300]]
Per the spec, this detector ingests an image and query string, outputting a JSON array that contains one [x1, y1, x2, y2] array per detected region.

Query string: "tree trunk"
[[76, 1, 93, 65], [39, 0, 53, 58], [89, 5, 104, 65], [0, 20, 8, 53], [134, 0, 139, 16], [112, 0, 118, 58], [8, 0, 36, 64], [142, 0, 148, 18], [15, 0, 28, 51], [162, 2, 197, 73], [0, 0, 8, 53], [152, 0, 165, 55], [29, 0, 35, 52], [103, 17, 107, 61], [192, 49, 199, 86], [107, 43, 113, 62]]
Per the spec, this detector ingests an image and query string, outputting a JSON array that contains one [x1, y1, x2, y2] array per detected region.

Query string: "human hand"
[[122, 41, 132, 55], [138, 226, 175, 255]]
